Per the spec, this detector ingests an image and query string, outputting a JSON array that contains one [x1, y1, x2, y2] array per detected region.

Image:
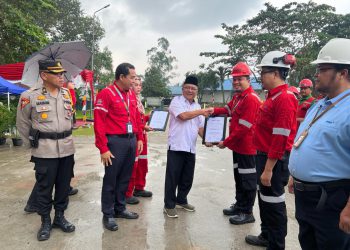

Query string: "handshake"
[[200, 107, 214, 117]]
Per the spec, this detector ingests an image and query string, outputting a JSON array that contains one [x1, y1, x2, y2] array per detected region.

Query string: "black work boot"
[[37, 215, 51, 241], [52, 211, 75, 233], [245, 233, 269, 247], [223, 203, 240, 216], [229, 213, 255, 225]]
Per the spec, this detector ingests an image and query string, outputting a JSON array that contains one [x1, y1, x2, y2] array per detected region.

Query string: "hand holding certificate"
[[148, 110, 169, 131], [202, 115, 227, 144]]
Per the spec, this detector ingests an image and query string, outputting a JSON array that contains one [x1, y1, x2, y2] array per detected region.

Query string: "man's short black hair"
[[264, 66, 289, 81], [334, 64, 350, 81], [115, 63, 135, 80]]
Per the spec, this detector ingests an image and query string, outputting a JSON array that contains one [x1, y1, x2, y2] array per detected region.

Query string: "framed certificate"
[[202, 115, 227, 144], [148, 110, 169, 131]]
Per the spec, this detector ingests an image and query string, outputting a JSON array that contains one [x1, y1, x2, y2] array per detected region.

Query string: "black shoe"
[[24, 204, 38, 213], [245, 234, 269, 247], [52, 211, 75, 233], [223, 204, 240, 216], [103, 216, 118, 231], [68, 187, 78, 196], [133, 189, 153, 197], [126, 196, 140, 205], [115, 210, 139, 219], [37, 215, 51, 241], [229, 213, 255, 225]]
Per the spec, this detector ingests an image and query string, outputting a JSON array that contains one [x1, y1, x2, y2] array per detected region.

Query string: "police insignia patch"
[[20, 98, 30, 109], [41, 113, 48, 119], [37, 95, 46, 100]]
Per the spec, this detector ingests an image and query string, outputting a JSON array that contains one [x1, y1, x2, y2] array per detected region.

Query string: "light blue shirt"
[[289, 89, 350, 182]]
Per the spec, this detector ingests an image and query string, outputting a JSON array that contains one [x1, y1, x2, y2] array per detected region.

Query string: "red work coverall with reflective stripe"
[[254, 84, 298, 159], [213, 86, 261, 155]]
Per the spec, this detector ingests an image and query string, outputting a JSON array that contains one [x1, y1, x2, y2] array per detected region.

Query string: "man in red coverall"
[[296, 79, 315, 127], [94, 63, 143, 231], [125, 77, 153, 204], [245, 51, 298, 249], [208, 62, 261, 225]]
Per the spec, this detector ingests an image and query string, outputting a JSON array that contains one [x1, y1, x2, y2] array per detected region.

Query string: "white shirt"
[[168, 95, 205, 154]]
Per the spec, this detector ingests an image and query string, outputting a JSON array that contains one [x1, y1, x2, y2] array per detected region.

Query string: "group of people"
[[16, 37, 350, 250]]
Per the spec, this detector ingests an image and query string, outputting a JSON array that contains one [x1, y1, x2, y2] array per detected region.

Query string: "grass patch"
[[72, 126, 95, 136]]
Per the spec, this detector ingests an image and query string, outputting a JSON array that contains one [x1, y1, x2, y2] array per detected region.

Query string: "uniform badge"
[[41, 113, 48, 119], [20, 97, 30, 109], [40, 106, 48, 111], [97, 99, 103, 105], [64, 94, 70, 99], [37, 95, 46, 100]]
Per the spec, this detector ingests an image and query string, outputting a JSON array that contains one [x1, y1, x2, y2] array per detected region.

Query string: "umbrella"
[[21, 41, 91, 87]]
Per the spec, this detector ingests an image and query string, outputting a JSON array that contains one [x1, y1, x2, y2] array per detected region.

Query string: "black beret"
[[184, 75, 198, 86], [39, 59, 66, 73]]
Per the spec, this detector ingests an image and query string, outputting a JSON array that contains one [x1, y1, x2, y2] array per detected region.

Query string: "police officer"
[[16, 60, 75, 241], [245, 51, 298, 249], [289, 38, 350, 250], [296, 78, 315, 127], [94, 63, 143, 231], [208, 62, 261, 225]]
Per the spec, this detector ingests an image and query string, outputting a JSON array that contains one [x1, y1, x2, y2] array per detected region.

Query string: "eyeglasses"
[[183, 86, 198, 91], [315, 67, 336, 74], [300, 87, 310, 90]]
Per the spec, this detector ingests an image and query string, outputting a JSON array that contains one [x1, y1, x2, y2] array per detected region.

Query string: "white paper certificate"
[[149, 111, 169, 131], [204, 116, 226, 143]]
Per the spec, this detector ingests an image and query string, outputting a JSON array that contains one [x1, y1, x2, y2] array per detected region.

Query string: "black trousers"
[[32, 155, 74, 216], [232, 152, 257, 214], [27, 163, 75, 209], [101, 135, 136, 217], [256, 153, 290, 250], [295, 184, 350, 250], [164, 150, 196, 209]]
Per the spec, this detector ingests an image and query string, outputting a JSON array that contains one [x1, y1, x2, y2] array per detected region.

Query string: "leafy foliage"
[[142, 37, 177, 97], [200, 1, 350, 85]]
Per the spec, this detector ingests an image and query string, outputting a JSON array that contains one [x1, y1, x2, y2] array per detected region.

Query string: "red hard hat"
[[288, 86, 299, 95], [231, 62, 251, 77], [299, 79, 313, 88]]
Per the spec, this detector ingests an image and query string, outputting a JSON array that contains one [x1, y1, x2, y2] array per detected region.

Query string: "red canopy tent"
[[0, 62, 25, 81]]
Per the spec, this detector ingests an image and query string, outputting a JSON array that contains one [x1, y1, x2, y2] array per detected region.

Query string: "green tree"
[[142, 37, 177, 97], [200, 1, 348, 85], [196, 69, 219, 103], [0, 0, 56, 64]]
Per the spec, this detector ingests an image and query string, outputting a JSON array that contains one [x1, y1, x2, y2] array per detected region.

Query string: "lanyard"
[[232, 94, 248, 112], [306, 93, 350, 130], [114, 85, 130, 119]]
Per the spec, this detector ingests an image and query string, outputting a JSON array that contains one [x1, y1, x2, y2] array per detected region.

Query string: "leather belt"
[[293, 178, 350, 211], [39, 130, 72, 140], [107, 134, 135, 138]]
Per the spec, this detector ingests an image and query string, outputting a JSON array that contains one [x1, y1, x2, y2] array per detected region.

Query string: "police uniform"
[[16, 60, 75, 241], [94, 82, 143, 223], [253, 84, 297, 249], [213, 85, 261, 222]]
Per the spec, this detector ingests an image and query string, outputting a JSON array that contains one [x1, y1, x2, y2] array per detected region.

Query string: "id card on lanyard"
[[114, 86, 133, 134]]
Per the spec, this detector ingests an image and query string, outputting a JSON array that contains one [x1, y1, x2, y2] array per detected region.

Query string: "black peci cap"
[[184, 75, 198, 86]]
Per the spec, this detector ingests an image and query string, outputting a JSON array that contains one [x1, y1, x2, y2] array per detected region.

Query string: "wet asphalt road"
[[0, 132, 300, 250]]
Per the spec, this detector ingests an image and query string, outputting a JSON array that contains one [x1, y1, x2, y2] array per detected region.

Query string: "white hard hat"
[[311, 38, 350, 65], [257, 51, 290, 69]]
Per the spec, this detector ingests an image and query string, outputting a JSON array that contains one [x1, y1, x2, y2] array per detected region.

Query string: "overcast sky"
[[79, 0, 350, 84]]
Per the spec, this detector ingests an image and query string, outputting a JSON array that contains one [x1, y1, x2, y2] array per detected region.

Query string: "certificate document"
[[148, 110, 169, 131], [202, 115, 227, 144]]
